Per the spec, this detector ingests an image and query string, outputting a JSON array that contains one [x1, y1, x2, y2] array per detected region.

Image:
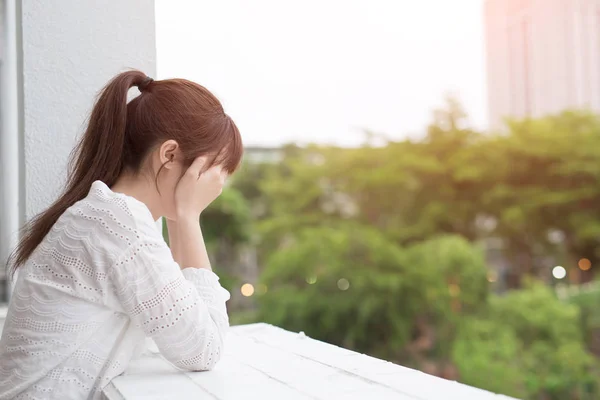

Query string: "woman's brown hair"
[[9, 70, 243, 274]]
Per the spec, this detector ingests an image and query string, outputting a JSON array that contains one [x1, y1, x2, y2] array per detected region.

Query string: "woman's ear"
[[159, 140, 180, 169]]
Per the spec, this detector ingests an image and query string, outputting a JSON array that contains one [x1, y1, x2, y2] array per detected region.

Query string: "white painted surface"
[[103, 324, 519, 400], [19, 0, 156, 219]]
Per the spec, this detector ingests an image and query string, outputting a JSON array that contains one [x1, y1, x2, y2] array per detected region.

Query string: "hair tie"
[[138, 76, 154, 92]]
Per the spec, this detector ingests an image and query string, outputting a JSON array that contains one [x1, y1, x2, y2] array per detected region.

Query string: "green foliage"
[[215, 270, 238, 294], [251, 109, 600, 287], [457, 282, 599, 399], [258, 231, 489, 364], [404, 236, 489, 315], [453, 318, 526, 399], [258, 225, 409, 356], [491, 281, 582, 349], [403, 236, 489, 360], [567, 283, 600, 359], [200, 187, 252, 246]]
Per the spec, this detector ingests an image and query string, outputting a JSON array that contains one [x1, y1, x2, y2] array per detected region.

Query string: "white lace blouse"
[[0, 181, 230, 399]]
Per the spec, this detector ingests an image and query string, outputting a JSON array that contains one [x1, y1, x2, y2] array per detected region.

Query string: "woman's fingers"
[[186, 156, 206, 178]]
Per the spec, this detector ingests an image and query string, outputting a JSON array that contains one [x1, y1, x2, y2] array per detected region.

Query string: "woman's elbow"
[[174, 341, 225, 371]]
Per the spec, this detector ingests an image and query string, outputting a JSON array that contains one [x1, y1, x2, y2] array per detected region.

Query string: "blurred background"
[[1, 0, 600, 399], [157, 1, 600, 399]]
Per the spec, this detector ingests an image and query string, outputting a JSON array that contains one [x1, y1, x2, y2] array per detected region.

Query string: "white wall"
[[20, 0, 156, 219], [0, 0, 156, 294]]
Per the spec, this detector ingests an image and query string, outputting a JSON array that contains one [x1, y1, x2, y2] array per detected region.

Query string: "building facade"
[[485, 0, 600, 130]]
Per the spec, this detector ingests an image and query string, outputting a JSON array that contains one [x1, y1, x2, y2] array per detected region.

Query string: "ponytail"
[[9, 70, 149, 274]]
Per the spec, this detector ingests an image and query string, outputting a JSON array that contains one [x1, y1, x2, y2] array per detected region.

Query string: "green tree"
[[258, 225, 409, 357], [258, 230, 489, 372], [453, 318, 526, 399], [482, 112, 600, 286], [566, 283, 600, 358], [455, 282, 599, 400]]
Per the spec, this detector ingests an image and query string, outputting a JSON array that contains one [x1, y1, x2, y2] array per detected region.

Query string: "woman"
[[0, 70, 242, 399]]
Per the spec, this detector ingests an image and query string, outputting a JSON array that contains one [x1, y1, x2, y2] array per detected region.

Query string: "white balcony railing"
[[101, 323, 518, 400]]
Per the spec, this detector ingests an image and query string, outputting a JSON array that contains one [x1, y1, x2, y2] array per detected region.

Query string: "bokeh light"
[[256, 283, 268, 295], [578, 258, 592, 271], [337, 278, 350, 291], [241, 283, 255, 297], [306, 275, 317, 284], [552, 266, 566, 280]]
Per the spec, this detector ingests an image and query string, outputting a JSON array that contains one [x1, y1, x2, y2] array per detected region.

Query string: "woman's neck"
[[110, 172, 162, 220]]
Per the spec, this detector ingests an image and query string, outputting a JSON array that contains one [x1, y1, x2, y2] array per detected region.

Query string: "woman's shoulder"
[[64, 181, 162, 252]]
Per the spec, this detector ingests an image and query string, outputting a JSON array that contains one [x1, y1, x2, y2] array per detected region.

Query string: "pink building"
[[485, 0, 600, 130]]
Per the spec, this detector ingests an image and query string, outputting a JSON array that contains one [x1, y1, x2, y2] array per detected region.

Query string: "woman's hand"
[[175, 156, 226, 220]]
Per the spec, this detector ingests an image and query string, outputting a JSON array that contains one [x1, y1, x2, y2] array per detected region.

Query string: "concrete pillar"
[[0, 0, 156, 294], [0, 0, 22, 300]]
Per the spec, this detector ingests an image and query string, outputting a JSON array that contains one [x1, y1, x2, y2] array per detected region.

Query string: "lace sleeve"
[[109, 236, 230, 371]]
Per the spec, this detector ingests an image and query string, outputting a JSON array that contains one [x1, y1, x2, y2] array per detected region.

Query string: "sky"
[[155, 0, 487, 146]]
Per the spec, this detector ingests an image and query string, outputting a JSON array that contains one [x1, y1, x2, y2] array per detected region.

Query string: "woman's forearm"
[[175, 216, 212, 271]]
